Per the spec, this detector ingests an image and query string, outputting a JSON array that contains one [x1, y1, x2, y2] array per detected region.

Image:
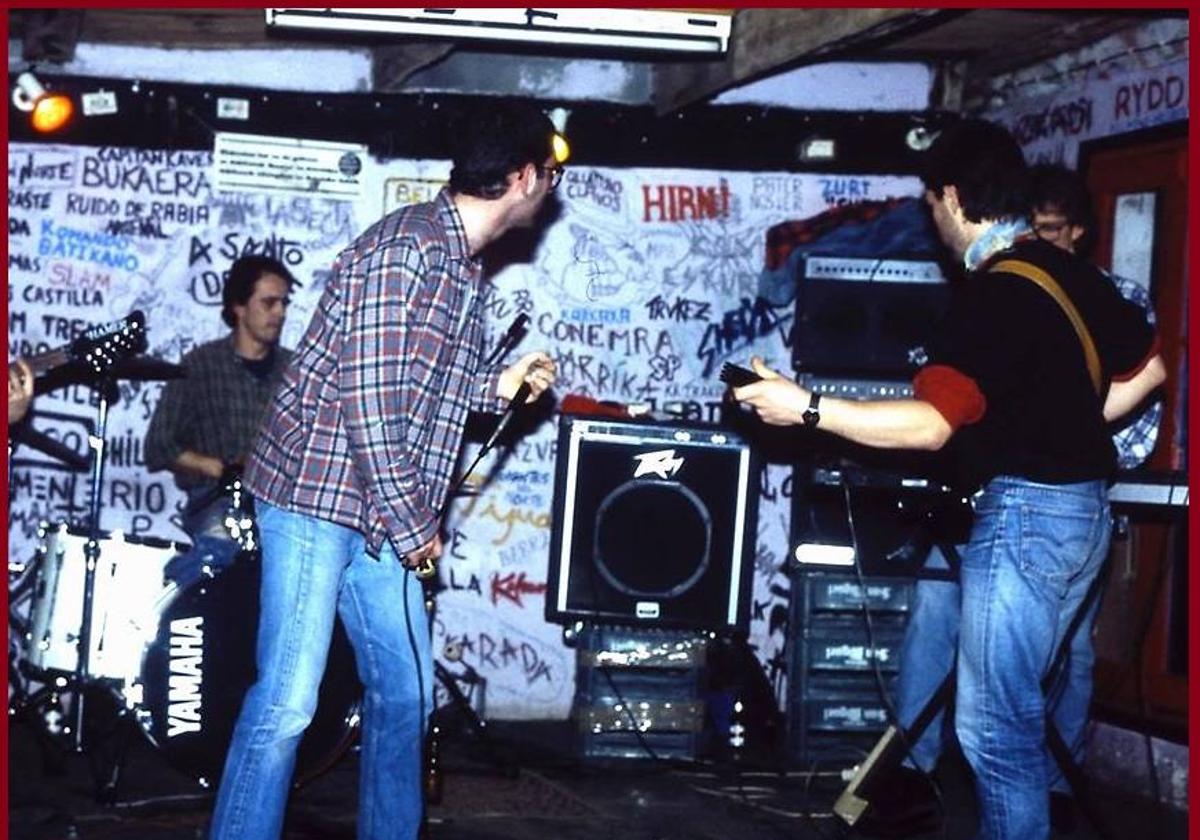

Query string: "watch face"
[[803, 392, 820, 426]]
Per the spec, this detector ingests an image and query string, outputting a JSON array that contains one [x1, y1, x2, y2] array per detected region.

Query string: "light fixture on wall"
[[552, 132, 571, 165], [548, 107, 571, 164], [905, 125, 938, 152], [797, 136, 837, 163], [12, 71, 74, 133]]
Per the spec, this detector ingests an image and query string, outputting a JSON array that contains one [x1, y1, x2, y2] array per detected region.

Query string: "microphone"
[[485, 313, 530, 367], [482, 380, 531, 452]]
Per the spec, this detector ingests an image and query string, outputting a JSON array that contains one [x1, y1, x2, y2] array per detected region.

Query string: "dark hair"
[[222, 255, 295, 328], [921, 118, 1029, 223], [447, 99, 557, 200], [1028, 163, 1094, 228]]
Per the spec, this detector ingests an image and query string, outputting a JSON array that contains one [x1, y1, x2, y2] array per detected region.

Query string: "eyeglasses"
[[1031, 219, 1069, 239], [540, 165, 564, 190]]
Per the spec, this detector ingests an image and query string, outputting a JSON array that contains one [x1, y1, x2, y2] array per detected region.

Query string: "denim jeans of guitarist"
[[894, 548, 1102, 790], [209, 500, 433, 840], [894, 476, 1110, 840]]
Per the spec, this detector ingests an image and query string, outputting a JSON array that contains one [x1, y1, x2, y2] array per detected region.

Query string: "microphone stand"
[[419, 326, 535, 791]]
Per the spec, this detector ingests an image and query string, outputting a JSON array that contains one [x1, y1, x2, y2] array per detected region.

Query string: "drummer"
[[144, 255, 295, 581]]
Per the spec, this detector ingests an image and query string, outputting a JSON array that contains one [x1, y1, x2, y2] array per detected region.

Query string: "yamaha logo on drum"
[[167, 616, 204, 737]]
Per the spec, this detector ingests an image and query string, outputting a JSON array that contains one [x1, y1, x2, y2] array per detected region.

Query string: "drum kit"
[[7, 312, 362, 799]]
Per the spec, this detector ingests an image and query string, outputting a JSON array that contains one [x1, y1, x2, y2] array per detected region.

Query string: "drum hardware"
[[180, 464, 259, 554], [6, 311, 155, 752], [6, 311, 218, 802]]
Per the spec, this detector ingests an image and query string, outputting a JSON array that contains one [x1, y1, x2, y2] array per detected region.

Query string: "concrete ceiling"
[[10, 8, 1176, 112]]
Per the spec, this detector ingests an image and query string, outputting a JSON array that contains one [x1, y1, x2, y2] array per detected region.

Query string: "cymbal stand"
[[71, 376, 117, 753]]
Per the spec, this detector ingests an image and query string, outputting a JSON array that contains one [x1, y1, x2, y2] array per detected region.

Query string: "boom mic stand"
[[419, 319, 537, 788]]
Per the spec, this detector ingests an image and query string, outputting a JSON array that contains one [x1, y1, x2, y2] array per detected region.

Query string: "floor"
[[8, 708, 1190, 840]]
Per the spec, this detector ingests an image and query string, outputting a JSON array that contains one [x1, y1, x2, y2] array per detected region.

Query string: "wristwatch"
[[801, 392, 822, 427]]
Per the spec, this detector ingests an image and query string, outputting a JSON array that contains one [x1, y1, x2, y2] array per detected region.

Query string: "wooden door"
[[1082, 127, 1188, 730]]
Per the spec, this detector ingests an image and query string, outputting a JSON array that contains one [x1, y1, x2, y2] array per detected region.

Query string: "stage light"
[[32, 93, 74, 133], [11, 72, 44, 111], [552, 132, 571, 165], [905, 125, 938, 152], [797, 136, 836, 163], [548, 107, 571, 164], [12, 71, 74, 133]]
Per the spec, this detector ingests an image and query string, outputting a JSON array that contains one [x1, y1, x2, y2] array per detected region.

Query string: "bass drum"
[[131, 558, 363, 788]]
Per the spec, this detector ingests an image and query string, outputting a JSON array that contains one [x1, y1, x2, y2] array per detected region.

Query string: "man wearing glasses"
[[1027, 161, 1164, 830], [209, 100, 561, 840], [1028, 163, 1163, 470]]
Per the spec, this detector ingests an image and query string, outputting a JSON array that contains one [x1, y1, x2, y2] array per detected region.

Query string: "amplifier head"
[[793, 258, 951, 377], [546, 415, 759, 633]]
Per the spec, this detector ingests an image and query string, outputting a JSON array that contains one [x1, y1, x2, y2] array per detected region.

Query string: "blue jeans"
[[896, 492, 1109, 797], [956, 477, 1109, 840], [894, 542, 960, 774], [209, 501, 433, 840]]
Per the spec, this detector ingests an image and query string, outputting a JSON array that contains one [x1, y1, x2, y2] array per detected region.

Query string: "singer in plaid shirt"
[[211, 101, 560, 840]]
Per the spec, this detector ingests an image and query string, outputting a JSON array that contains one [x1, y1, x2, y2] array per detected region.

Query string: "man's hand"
[[402, 533, 444, 578], [8, 359, 33, 424], [497, 351, 557, 403], [731, 356, 810, 427]]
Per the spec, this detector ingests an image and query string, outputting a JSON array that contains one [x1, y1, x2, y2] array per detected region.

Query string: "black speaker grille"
[[594, 480, 711, 598]]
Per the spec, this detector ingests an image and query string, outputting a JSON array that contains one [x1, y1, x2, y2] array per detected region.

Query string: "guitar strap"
[[989, 258, 1103, 396]]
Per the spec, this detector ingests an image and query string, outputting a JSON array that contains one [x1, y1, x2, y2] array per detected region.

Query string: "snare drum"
[[130, 557, 362, 788], [24, 522, 184, 683]]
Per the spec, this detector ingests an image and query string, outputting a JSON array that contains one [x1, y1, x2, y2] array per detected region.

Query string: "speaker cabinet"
[[547, 416, 758, 633]]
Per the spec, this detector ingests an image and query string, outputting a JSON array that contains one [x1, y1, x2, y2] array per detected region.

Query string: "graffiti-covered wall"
[[985, 58, 1188, 167], [7, 141, 922, 718]]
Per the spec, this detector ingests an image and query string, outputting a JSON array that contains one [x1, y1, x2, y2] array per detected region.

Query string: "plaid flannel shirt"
[[1106, 270, 1163, 469], [244, 189, 503, 557], [144, 335, 292, 500]]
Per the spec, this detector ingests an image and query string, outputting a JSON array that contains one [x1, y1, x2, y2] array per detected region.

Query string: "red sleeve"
[[1112, 333, 1161, 382], [913, 364, 987, 432]]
